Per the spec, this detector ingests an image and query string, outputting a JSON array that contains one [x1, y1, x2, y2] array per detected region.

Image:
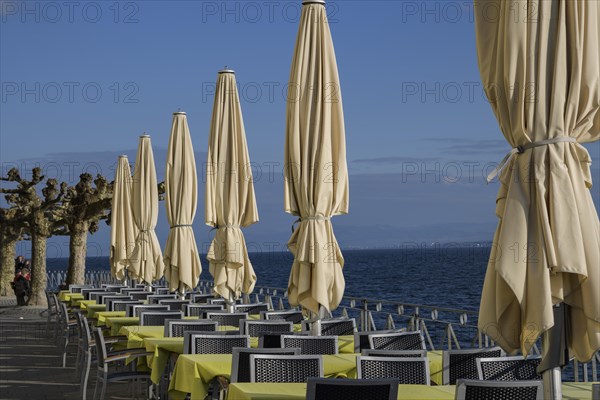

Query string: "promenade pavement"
[[0, 297, 144, 399]]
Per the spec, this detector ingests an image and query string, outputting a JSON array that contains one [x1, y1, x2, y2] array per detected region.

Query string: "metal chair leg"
[[99, 371, 108, 400], [80, 350, 91, 400], [92, 370, 99, 400]]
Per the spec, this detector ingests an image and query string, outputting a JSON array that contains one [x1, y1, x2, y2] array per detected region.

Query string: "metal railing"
[[46, 272, 598, 382]]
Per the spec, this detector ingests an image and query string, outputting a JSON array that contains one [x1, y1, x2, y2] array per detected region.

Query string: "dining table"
[[225, 381, 599, 400], [168, 353, 360, 400]]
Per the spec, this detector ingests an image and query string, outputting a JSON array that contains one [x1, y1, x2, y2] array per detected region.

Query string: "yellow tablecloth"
[[75, 299, 97, 309], [225, 382, 599, 400], [86, 304, 107, 318], [168, 353, 358, 400], [58, 290, 70, 301], [563, 382, 600, 399], [145, 337, 185, 384], [59, 292, 84, 303], [428, 350, 443, 386], [96, 311, 126, 326], [226, 383, 456, 400], [105, 317, 141, 336]]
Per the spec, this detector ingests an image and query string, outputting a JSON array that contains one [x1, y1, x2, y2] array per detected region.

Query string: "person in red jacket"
[[12, 268, 31, 306]]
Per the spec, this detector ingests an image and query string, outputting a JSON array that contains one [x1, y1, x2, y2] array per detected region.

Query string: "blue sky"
[[1, 1, 599, 257]]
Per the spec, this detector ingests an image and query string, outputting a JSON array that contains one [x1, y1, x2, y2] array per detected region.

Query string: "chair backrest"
[[147, 294, 178, 304], [354, 329, 406, 353], [357, 356, 429, 384], [249, 354, 323, 383], [455, 379, 543, 400], [129, 291, 152, 301], [443, 346, 504, 385], [102, 295, 131, 308], [368, 331, 426, 351], [112, 300, 143, 312], [69, 284, 92, 293], [184, 304, 224, 317], [261, 310, 304, 324], [153, 288, 170, 295], [81, 288, 107, 299], [47, 292, 59, 312], [241, 320, 293, 337], [477, 356, 542, 381], [206, 312, 248, 327], [191, 293, 214, 303], [119, 288, 142, 295], [306, 377, 399, 400], [281, 335, 338, 355], [92, 292, 118, 303], [75, 311, 93, 349], [129, 304, 169, 317], [234, 303, 269, 315], [139, 311, 183, 326], [158, 299, 191, 311], [58, 302, 70, 329], [164, 319, 218, 337], [93, 327, 109, 370], [188, 334, 250, 354], [320, 318, 357, 336], [361, 349, 427, 358], [231, 347, 301, 383], [102, 284, 126, 291]]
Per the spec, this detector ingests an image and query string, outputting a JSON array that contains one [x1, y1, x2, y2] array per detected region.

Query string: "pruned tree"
[[0, 207, 24, 296], [0, 168, 67, 306], [57, 173, 112, 285]]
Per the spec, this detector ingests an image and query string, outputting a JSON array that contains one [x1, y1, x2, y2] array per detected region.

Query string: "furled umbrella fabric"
[[164, 112, 202, 293], [285, 0, 349, 314], [475, 0, 600, 362], [206, 70, 258, 300], [109, 155, 138, 281], [130, 135, 165, 285]]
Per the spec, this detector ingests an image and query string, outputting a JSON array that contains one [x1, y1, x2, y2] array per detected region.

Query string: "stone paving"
[[0, 296, 146, 400]]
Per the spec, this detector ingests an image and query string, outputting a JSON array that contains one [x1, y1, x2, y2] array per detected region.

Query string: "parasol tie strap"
[[210, 224, 240, 233], [291, 216, 331, 232], [170, 224, 192, 229], [487, 137, 578, 183]]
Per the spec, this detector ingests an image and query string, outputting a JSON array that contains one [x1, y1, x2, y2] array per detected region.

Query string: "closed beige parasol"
[[206, 69, 259, 302], [164, 112, 202, 294], [130, 135, 165, 285], [285, 0, 349, 315]]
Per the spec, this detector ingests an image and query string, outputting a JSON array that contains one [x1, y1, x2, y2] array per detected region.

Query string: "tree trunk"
[[0, 233, 17, 297], [29, 232, 48, 307], [66, 221, 88, 285]]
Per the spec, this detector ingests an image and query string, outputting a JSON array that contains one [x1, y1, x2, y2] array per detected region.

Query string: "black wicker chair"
[[260, 310, 304, 324], [306, 377, 399, 400], [477, 356, 542, 381], [231, 347, 301, 383], [164, 319, 218, 337], [368, 331, 426, 351], [281, 335, 338, 355], [188, 334, 250, 354], [206, 312, 248, 327], [442, 346, 504, 385], [139, 311, 183, 326], [184, 304, 224, 317], [455, 379, 543, 400], [249, 354, 323, 383], [158, 299, 191, 311], [241, 320, 293, 337], [111, 300, 143, 312], [357, 356, 430, 384], [234, 303, 270, 315]]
